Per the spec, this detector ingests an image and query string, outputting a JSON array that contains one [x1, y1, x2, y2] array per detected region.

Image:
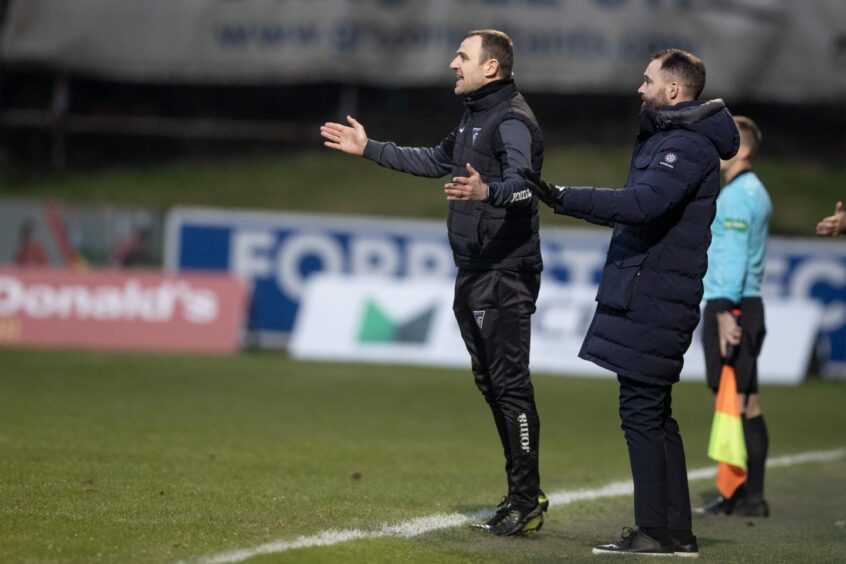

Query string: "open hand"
[[445, 163, 489, 201], [320, 115, 367, 156], [816, 201, 845, 236]]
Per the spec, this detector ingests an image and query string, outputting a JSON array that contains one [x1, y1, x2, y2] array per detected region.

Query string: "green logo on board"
[[357, 299, 435, 344]]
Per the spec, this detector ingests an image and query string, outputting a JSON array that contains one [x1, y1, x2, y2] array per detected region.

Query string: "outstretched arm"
[[524, 142, 708, 226], [522, 170, 614, 227], [321, 115, 454, 178]]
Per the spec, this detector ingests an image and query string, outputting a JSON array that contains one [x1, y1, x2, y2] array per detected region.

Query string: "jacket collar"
[[464, 77, 517, 113], [638, 98, 740, 160], [639, 99, 725, 135]]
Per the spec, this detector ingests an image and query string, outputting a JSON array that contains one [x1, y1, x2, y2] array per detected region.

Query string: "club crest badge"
[[473, 310, 485, 329]]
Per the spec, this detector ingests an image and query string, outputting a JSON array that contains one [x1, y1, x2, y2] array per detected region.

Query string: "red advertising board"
[[0, 268, 246, 354]]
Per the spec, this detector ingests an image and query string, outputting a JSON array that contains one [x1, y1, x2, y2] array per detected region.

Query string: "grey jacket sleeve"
[[486, 119, 536, 208], [362, 129, 456, 178]]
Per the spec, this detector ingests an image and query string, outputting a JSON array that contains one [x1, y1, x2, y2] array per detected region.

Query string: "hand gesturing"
[[320, 115, 368, 156]]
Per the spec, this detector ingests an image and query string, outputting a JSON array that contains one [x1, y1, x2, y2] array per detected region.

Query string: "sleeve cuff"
[[552, 186, 572, 214], [486, 183, 505, 206], [362, 139, 381, 161]]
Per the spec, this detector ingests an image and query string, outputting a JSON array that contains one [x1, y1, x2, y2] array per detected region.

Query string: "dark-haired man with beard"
[[524, 49, 740, 557]]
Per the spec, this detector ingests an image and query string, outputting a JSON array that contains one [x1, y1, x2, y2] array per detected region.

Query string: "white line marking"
[[189, 447, 845, 564], [192, 515, 477, 564]]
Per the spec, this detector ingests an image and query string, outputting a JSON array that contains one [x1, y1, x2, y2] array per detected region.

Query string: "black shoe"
[[732, 497, 770, 517], [488, 503, 544, 536], [693, 495, 735, 516], [470, 496, 513, 530], [537, 489, 550, 512], [672, 535, 700, 558], [592, 527, 674, 556], [694, 484, 748, 516], [470, 491, 549, 531]]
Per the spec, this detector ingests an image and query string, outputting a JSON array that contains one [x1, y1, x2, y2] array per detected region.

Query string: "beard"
[[641, 89, 670, 111]]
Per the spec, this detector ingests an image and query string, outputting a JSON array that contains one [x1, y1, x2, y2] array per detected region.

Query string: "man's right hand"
[[816, 200, 845, 237], [320, 115, 367, 156], [522, 168, 567, 208], [717, 310, 742, 359]]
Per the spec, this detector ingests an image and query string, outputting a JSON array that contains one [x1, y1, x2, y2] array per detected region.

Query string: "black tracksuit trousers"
[[453, 268, 541, 510]]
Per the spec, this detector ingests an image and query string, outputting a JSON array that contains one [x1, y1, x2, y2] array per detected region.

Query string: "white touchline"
[[188, 447, 845, 564]]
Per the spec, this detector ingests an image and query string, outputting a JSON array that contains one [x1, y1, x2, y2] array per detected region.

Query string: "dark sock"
[[743, 414, 769, 498], [729, 482, 747, 502], [641, 526, 670, 544], [669, 528, 696, 544]]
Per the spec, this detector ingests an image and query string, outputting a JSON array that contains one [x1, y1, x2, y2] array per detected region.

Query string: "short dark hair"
[[734, 115, 762, 157], [465, 29, 513, 79], [652, 48, 706, 99]]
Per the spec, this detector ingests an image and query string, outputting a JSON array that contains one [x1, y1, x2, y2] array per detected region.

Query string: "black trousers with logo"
[[618, 375, 692, 530], [453, 268, 541, 510]]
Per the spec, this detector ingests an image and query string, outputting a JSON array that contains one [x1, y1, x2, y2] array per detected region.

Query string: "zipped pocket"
[[595, 254, 647, 311]]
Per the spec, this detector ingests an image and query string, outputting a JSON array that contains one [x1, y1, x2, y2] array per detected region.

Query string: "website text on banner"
[[2, 0, 844, 102]]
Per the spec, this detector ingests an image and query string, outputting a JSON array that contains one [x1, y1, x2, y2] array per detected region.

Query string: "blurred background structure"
[[1, 0, 844, 168], [0, 0, 845, 376], [3, 6, 846, 562]]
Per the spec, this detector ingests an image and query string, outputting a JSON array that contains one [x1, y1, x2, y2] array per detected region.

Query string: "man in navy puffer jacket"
[[525, 49, 739, 557]]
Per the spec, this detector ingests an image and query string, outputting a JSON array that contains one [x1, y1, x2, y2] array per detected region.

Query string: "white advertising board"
[[290, 275, 823, 385], [166, 208, 846, 377]]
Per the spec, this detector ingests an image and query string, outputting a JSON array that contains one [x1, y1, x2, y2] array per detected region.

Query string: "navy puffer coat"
[[555, 99, 739, 385]]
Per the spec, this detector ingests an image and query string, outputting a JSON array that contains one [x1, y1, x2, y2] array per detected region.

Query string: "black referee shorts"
[[703, 297, 766, 394]]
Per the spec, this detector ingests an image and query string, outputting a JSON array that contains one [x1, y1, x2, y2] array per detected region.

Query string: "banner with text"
[[290, 276, 822, 384], [165, 207, 846, 376], [2, 0, 845, 101], [0, 268, 247, 354]]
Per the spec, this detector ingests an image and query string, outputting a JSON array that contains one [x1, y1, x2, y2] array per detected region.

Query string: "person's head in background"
[[720, 116, 762, 180]]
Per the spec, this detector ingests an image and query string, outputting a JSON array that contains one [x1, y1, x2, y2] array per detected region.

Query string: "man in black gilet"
[[320, 29, 547, 536]]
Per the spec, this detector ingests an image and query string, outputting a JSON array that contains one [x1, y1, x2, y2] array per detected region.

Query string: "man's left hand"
[[522, 168, 567, 208], [445, 163, 489, 201], [816, 201, 845, 237]]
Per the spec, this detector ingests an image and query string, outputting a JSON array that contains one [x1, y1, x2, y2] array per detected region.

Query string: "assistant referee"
[[699, 115, 772, 518]]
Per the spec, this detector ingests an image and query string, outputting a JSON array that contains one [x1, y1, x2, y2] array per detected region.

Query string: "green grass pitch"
[[1, 349, 844, 562]]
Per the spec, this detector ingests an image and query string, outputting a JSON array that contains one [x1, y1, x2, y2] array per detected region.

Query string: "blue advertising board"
[[165, 207, 846, 377]]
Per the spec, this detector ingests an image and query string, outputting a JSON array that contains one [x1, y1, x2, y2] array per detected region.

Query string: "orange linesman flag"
[[707, 362, 747, 498]]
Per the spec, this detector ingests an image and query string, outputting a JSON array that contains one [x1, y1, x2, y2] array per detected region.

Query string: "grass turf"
[[0, 349, 844, 562], [2, 146, 844, 236]]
